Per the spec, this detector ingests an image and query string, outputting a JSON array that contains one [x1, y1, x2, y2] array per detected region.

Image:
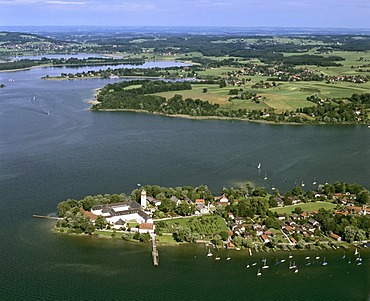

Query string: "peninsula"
[[2, 31, 370, 124], [55, 181, 370, 252]]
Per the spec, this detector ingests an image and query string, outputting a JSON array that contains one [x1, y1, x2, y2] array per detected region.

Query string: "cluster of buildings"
[[82, 190, 155, 234]]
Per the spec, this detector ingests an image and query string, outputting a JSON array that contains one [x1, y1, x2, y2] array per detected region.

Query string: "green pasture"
[[153, 78, 370, 113], [270, 201, 336, 215]]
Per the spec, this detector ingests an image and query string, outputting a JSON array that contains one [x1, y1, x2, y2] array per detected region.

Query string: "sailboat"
[[245, 262, 250, 269], [322, 257, 328, 266], [342, 252, 346, 259], [226, 254, 231, 261], [257, 163, 261, 169], [305, 256, 310, 260], [313, 179, 317, 185], [264, 174, 268, 180], [257, 268, 262, 276], [354, 248, 359, 255], [252, 262, 257, 266], [207, 248, 213, 257], [301, 181, 305, 187], [315, 253, 320, 260], [262, 260, 269, 269], [215, 254, 221, 260], [289, 252, 293, 259]]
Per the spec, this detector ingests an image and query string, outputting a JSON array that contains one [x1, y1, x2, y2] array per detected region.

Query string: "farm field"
[[155, 215, 228, 235], [154, 79, 370, 113]]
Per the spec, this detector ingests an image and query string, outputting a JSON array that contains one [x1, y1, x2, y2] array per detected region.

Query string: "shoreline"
[[52, 226, 364, 253], [90, 108, 362, 126]]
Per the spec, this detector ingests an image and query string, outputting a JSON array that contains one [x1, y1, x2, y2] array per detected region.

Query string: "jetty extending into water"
[[32, 214, 62, 220], [151, 234, 159, 266]]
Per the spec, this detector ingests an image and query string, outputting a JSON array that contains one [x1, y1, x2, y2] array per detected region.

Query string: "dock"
[[151, 234, 159, 267], [32, 214, 62, 220]]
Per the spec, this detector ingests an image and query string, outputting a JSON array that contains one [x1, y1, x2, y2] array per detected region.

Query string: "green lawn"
[[270, 201, 336, 215]]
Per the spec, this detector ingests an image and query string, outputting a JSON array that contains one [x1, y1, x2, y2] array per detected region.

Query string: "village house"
[[194, 199, 210, 215], [330, 233, 342, 241]]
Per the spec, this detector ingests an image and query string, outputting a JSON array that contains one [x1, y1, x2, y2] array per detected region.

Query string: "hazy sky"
[[1, 0, 369, 28]]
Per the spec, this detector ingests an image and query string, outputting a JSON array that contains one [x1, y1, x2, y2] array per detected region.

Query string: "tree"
[[158, 198, 175, 213], [356, 190, 370, 205], [252, 187, 267, 197], [95, 216, 108, 230], [343, 226, 356, 243], [233, 236, 243, 247], [219, 231, 229, 241], [57, 199, 78, 217], [139, 232, 151, 243], [291, 186, 304, 196], [355, 229, 366, 242], [175, 202, 195, 216], [264, 217, 280, 230], [121, 233, 131, 241], [212, 234, 223, 247], [202, 88, 208, 93], [293, 207, 303, 215], [219, 79, 227, 88]]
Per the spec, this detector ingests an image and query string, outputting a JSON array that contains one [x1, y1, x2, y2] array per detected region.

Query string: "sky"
[[0, 0, 369, 28]]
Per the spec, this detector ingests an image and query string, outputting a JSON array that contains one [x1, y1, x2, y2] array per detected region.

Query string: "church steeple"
[[140, 189, 147, 209]]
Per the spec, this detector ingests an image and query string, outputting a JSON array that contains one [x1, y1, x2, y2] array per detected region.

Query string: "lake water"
[[0, 64, 369, 300]]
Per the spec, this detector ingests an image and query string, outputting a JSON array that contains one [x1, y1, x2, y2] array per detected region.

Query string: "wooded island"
[[55, 181, 370, 252]]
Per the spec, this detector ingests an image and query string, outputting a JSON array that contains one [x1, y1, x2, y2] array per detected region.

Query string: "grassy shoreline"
[[90, 107, 358, 126]]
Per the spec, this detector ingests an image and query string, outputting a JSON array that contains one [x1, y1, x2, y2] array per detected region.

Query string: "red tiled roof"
[[139, 223, 154, 230], [80, 208, 98, 221]]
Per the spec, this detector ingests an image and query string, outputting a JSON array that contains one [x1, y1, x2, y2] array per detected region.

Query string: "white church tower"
[[140, 189, 147, 209]]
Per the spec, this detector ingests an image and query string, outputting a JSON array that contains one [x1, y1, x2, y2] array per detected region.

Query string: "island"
[[55, 181, 370, 253]]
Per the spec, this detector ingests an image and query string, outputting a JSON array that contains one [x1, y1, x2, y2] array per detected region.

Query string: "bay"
[[0, 64, 369, 300]]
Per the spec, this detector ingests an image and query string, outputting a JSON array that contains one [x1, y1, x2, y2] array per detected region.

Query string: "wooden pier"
[[151, 235, 159, 267], [32, 214, 62, 220]]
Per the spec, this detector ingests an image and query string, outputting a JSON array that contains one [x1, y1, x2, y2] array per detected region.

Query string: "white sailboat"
[[354, 248, 359, 255], [226, 254, 231, 261], [257, 163, 261, 169], [262, 261, 269, 269], [264, 174, 267, 180], [289, 252, 293, 259], [207, 248, 213, 257], [257, 268, 261, 276], [322, 257, 328, 266]]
